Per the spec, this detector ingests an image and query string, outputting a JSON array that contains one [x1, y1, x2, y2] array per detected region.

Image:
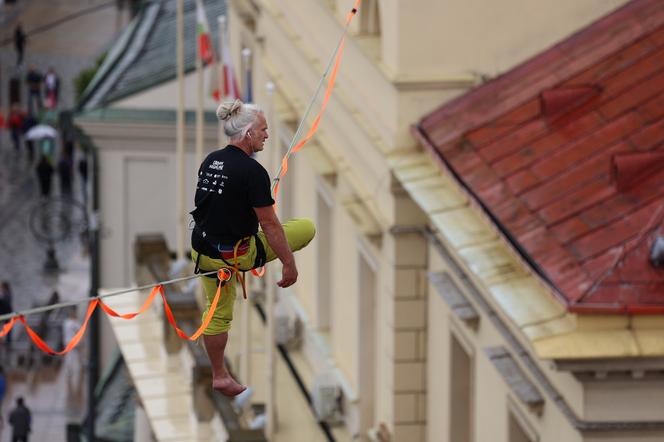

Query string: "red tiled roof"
[[414, 0, 664, 314]]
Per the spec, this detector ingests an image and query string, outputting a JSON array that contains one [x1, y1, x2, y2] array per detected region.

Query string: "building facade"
[[229, 0, 664, 441]]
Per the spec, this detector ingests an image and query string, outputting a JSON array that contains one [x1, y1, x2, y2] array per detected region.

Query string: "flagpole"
[[265, 80, 278, 439], [176, 0, 185, 260], [217, 15, 227, 146], [240, 49, 253, 385], [195, 22, 204, 170], [241, 47, 251, 101], [240, 48, 251, 384]]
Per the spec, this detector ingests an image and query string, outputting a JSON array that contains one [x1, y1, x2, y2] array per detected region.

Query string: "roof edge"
[[83, 1, 162, 111], [77, 5, 145, 110], [419, 0, 663, 147], [413, 122, 664, 316], [74, 106, 219, 124], [411, 123, 570, 300], [101, 63, 201, 107]]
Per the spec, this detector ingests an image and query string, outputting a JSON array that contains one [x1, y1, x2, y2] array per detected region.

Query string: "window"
[[508, 411, 533, 442], [359, 0, 380, 36], [358, 247, 378, 436], [507, 403, 538, 442], [316, 184, 333, 330], [277, 126, 295, 221], [450, 332, 473, 442]]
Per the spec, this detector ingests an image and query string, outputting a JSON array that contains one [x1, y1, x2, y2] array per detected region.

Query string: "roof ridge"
[[76, 10, 143, 110], [82, 1, 163, 111], [419, 0, 663, 147]]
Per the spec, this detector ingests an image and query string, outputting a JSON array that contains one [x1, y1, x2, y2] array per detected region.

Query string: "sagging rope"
[[0, 0, 363, 354], [0, 268, 234, 355], [271, 0, 361, 201], [254, 0, 361, 278]]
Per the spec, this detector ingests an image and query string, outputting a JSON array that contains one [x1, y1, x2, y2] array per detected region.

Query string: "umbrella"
[[25, 124, 58, 140]]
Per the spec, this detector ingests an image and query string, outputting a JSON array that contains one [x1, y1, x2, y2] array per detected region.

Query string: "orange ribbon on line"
[[0, 268, 234, 355], [272, 0, 361, 203]]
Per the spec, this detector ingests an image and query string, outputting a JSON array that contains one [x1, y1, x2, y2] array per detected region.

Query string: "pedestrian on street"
[[7, 106, 24, 155], [21, 114, 38, 163], [62, 307, 82, 402], [25, 67, 43, 115], [0, 366, 6, 436], [35, 156, 54, 198], [77, 154, 88, 204], [8, 397, 31, 442], [14, 24, 26, 67], [57, 153, 73, 198], [0, 282, 14, 347], [44, 67, 59, 110]]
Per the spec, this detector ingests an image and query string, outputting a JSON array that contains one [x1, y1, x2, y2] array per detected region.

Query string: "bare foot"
[[212, 374, 247, 397]]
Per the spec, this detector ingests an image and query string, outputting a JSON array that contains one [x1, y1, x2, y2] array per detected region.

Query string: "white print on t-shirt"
[[209, 160, 225, 171], [197, 160, 229, 194]]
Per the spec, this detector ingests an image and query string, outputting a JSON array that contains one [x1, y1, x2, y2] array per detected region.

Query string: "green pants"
[[191, 218, 316, 335]]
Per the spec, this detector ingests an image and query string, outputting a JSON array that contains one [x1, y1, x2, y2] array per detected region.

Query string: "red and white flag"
[[195, 0, 214, 65], [221, 38, 241, 100], [211, 16, 241, 102]]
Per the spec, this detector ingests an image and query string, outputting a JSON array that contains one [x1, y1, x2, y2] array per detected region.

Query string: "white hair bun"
[[216, 99, 244, 121]]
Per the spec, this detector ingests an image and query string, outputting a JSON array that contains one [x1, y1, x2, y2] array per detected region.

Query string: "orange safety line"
[[267, 1, 361, 278], [0, 269, 235, 354], [1, 315, 18, 337], [272, 0, 361, 204], [98, 284, 162, 320], [18, 300, 98, 356]]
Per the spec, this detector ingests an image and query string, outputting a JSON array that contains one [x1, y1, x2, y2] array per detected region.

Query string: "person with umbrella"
[[24, 124, 58, 142], [35, 155, 54, 198], [26, 124, 58, 199]]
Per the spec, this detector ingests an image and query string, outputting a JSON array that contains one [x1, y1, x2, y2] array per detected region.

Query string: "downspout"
[[86, 134, 101, 440]]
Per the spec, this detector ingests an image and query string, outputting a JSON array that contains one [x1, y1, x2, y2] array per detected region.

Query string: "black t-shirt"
[[191, 145, 274, 256]]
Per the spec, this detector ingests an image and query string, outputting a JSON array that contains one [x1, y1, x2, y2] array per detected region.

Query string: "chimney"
[[611, 152, 664, 192]]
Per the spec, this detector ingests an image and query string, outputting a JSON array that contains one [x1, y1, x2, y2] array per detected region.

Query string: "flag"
[[195, 0, 213, 65], [210, 65, 221, 102], [210, 15, 240, 102], [221, 18, 240, 100], [221, 41, 241, 99]]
